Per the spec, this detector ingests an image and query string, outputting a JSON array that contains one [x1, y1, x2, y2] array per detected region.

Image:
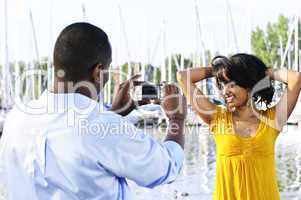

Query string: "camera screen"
[[131, 83, 161, 101], [142, 84, 159, 100]]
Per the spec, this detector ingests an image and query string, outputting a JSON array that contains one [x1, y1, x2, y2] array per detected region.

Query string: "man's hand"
[[110, 74, 141, 116], [161, 84, 187, 120], [162, 84, 187, 149]]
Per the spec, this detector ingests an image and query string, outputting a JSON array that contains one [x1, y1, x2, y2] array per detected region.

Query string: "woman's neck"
[[234, 102, 257, 119]]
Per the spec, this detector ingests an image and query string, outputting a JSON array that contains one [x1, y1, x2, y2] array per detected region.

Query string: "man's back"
[[0, 91, 184, 200]]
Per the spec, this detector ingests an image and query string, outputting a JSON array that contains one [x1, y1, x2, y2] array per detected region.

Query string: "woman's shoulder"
[[261, 106, 276, 119], [259, 106, 280, 133], [209, 105, 231, 133], [214, 105, 231, 119]]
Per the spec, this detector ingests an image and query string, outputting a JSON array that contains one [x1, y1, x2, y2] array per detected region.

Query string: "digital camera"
[[131, 82, 164, 101]]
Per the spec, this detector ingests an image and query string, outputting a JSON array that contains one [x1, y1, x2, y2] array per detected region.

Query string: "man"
[[0, 22, 187, 200]]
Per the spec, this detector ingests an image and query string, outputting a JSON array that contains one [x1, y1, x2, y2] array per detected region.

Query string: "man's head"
[[53, 22, 112, 95]]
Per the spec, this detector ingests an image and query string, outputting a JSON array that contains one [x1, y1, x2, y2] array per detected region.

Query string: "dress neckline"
[[229, 110, 264, 140]]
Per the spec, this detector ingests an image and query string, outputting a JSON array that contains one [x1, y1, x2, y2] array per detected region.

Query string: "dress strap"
[[210, 106, 229, 134], [261, 106, 280, 135]]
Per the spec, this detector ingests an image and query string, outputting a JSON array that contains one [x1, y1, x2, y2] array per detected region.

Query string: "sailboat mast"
[[82, 4, 87, 22], [118, 5, 132, 79], [247, 0, 252, 53], [47, 0, 54, 91], [194, 0, 206, 67], [294, 16, 299, 71], [29, 9, 41, 99], [2, 0, 12, 109], [280, 16, 297, 69], [161, 20, 166, 82], [29, 9, 40, 61], [225, 0, 239, 52]]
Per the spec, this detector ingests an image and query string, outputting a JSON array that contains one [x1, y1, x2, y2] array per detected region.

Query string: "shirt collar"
[[38, 90, 105, 114]]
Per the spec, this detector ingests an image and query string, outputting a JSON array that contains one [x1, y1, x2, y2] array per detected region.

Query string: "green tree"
[[251, 15, 290, 67], [164, 54, 193, 83], [121, 62, 129, 82], [153, 67, 161, 84]]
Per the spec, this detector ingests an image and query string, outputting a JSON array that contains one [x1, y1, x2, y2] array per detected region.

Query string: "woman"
[[177, 53, 301, 200]]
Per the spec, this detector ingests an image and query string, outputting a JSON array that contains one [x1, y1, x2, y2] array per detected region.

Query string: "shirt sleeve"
[[81, 113, 184, 188], [0, 132, 7, 186]]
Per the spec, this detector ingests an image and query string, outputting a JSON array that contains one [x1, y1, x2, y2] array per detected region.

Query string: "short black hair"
[[53, 22, 111, 82], [211, 53, 275, 106]]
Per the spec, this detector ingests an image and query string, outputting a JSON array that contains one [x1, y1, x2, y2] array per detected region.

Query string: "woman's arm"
[[266, 68, 301, 129], [177, 67, 216, 124]]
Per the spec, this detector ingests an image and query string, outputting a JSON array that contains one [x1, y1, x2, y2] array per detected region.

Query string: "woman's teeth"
[[226, 96, 234, 103]]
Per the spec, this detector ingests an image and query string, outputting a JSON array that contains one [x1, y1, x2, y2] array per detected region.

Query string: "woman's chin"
[[226, 103, 236, 112], [228, 106, 236, 112]]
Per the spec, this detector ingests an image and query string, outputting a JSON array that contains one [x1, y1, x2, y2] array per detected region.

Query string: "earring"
[[247, 94, 252, 108]]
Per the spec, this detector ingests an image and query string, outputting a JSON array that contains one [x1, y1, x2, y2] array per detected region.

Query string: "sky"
[[0, 0, 300, 66]]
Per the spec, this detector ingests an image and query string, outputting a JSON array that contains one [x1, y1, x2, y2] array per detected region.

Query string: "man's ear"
[[92, 63, 103, 83]]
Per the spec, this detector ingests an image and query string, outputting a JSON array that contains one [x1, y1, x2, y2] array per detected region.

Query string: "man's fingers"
[[163, 84, 173, 96], [129, 74, 141, 81], [166, 85, 171, 95], [118, 74, 141, 89], [120, 74, 141, 89], [170, 84, 180, 94], [163, 84, 180, 97], [133, 81, 145, 86]]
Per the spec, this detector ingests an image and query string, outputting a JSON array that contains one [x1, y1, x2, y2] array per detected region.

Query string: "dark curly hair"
[[211, 53, 275, 106]]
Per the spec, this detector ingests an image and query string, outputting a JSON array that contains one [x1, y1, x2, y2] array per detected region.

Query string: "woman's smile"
[[225, 95, 234, 103]]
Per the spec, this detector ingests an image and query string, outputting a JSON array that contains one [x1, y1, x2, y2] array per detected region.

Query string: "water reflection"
[[131, 125, 301, 200]]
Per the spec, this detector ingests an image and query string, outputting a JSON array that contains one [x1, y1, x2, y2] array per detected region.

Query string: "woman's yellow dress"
[[210, 106, 281, 200]]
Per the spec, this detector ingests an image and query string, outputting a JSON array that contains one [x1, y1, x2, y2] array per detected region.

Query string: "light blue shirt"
[[0, 90, 184, 200]]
